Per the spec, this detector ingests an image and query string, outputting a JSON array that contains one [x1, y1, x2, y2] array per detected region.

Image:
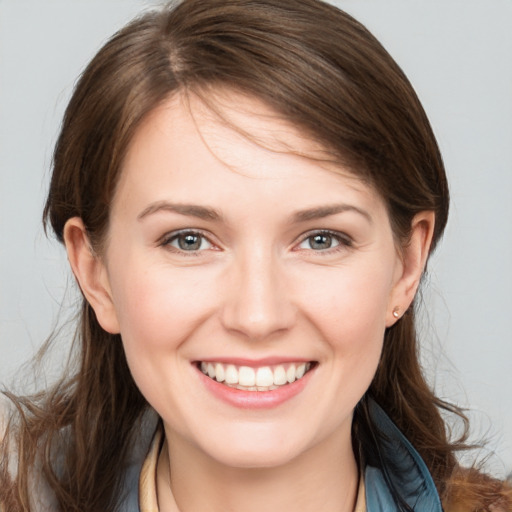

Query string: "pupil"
[[179, 234, 201, 250], [310, 234, 331, 250]]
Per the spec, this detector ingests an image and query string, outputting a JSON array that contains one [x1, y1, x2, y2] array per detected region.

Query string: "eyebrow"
[[137, 201, 371, 224], [292, 204, 372, 224], [137, 201, 222, 221]]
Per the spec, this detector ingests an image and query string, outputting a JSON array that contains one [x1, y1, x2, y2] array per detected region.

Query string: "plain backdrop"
[[1, 0, 511, 474]]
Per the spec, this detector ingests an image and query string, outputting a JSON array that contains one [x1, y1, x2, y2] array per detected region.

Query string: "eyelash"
[[295, 230, 353, 254], [159, 229, 215, 256], [159, 229, 353, 256]]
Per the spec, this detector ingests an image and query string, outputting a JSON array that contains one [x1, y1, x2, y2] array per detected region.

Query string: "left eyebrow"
[[292, 204, 373, 224]]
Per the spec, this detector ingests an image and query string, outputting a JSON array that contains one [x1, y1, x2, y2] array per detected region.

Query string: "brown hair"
[[1, 1, 510, 510]]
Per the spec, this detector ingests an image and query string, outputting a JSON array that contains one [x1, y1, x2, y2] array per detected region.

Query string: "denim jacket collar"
[[363, 399, 443, 511], [119, 400, 443, 511]]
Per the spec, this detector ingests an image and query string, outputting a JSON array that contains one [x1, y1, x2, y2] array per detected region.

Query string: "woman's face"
[[94, 92, 408, 469]]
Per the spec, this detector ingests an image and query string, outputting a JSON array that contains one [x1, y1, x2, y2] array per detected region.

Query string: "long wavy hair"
[[1, 1, 510, 510]]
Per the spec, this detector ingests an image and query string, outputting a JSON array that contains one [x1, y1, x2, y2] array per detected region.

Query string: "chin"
[[212, 446, 302, 470], [198, 430, 309, 470]]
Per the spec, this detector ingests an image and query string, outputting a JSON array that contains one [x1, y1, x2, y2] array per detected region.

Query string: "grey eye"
[[302, 233, 340, 251], [166, 231, 213, 252], [178, 233, 202, 250]]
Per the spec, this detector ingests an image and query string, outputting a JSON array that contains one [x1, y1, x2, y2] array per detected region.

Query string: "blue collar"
[[363, 399, 443, 511]]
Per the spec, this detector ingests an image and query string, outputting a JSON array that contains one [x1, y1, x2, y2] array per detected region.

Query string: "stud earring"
[[392, 307, 400, 319]]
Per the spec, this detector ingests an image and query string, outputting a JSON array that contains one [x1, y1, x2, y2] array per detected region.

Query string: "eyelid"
[[293, 229, 353, 252], [159, 228, 218, 253]]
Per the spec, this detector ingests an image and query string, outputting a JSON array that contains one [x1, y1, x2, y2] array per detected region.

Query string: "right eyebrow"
[[137, 201, 222, 221]]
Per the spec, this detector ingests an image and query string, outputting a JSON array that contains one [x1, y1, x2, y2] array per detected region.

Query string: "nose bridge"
[[221, 243, 294, 340]]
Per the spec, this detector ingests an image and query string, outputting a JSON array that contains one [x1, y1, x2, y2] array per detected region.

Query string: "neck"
[[157, 426, 359, 512]]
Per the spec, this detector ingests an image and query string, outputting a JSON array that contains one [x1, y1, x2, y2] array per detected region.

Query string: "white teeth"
[[273, 365, 287, 385], [239, 366, 256, 387], [199, 361, 313, 390], [256, 366, 274, 387], [215, 363, 225, 382], [296, 363, 306, 379], [225, 364, 238, 384]]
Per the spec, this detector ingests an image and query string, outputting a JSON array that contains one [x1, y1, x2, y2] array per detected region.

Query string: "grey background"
[[1, 0, 511, 473]]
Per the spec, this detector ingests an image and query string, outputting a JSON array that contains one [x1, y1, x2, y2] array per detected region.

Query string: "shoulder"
[[0, 392, 59, 512], [0, 393, 15, 512], [443, 466, 512, 512], [0, 392, 12, 436], [0, 392, 15, 461]]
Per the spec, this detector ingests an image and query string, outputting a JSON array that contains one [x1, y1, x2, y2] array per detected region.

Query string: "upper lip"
[[193, 357, 315, 367]]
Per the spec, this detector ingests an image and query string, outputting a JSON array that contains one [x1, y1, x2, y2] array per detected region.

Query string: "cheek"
[[294, 260, 394, 345], [106, 263, 221, 421], [292, 258, 394, 402], [108, 262, 218, 360]]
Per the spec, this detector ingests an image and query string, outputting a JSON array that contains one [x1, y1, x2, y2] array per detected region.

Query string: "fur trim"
[[443, 466, 512, 512]]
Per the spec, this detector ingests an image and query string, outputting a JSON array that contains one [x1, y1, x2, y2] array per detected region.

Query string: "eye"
[[296, 231, 352, 252], [162, 230, 214, 252]]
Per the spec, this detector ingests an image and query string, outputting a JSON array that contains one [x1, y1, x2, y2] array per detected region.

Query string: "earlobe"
[[386, 211, 435, 326], [63, 218, 120, 334]]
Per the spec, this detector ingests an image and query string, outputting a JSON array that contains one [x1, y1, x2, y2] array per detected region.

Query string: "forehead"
[[114, 90, 385, 218], [124, 89, 366, 178]]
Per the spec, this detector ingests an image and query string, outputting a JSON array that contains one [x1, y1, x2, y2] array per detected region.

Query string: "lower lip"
[[196, 365, 315, 409]]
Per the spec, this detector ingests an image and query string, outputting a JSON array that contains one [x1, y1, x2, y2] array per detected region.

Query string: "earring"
[[392, 307, 400, 319]]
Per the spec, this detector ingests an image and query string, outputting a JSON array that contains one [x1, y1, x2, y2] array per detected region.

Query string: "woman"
[[1, 0, 510, 510]]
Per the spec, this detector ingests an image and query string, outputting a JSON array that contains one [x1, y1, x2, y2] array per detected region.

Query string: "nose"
[[220, 248, 296, 341]]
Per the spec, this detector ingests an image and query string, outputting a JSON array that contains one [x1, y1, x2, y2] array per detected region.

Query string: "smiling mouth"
[[198, 361, 315, 391]]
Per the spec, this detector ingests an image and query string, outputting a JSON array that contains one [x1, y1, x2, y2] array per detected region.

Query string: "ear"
[[63, 217, 120, 334], [386, 211, 435, 326]]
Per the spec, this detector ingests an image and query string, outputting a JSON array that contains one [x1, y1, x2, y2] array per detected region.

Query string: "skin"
[[64, 91, 434, 512]]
